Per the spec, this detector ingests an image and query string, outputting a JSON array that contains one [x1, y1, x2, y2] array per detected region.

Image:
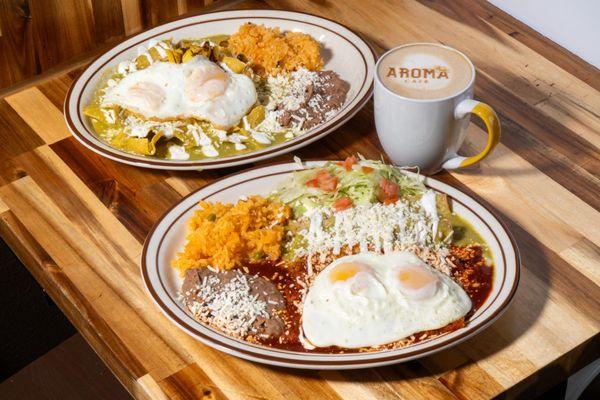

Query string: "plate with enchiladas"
[[65, 10, 375, 169], [142, 158, 520, 369]]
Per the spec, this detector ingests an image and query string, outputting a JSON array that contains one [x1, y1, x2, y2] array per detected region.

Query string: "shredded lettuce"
[[271, 160, 427, 217]]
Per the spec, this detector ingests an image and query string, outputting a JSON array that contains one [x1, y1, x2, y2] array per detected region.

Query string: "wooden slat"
[[120, 0, 143, 35], [91, 0, 126, 43], [560, 239, 600, 286], [0, 207, 146, 395], [0, 99, 45, 157], [0, 0, 38, 88], [0, 0, 597, 399], [50, 137, 182, 242], [420, 0, 600, 91], [36, 73, 75, 110], [0, 0, 236, 91], [29, 0, 96, 70], [158, 364, 227, 400], [0, 176, 188, 380], [137, 374, 170, 400], [139, 0, 182, 27], [5, 87, 71, 144]]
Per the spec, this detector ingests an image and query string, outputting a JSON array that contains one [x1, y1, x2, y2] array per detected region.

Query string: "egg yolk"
[[397, 265, 439, 299], [330, 262, 369, 283], [185, 66, 229, 102]]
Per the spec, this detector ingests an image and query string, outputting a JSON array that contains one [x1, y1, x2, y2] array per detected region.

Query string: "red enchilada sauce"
[[241, 244, 493, 353]]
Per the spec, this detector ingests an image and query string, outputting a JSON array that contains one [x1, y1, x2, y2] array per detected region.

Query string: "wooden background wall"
[[0, 0, 219, 91]]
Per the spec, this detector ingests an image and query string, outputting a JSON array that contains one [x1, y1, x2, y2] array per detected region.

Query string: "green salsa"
[[451, 214, 492, 260]]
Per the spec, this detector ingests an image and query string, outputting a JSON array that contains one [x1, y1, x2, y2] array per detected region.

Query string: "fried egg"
[[301, 251, 472, 348], [102, 56, 257, 129]]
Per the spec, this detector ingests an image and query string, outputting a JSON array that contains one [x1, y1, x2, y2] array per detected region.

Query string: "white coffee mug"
[[374, 43, 500, 174]]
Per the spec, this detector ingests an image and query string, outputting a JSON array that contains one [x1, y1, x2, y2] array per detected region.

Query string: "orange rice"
[[227, 23, 323, 76], [172, 196, 291, 274]]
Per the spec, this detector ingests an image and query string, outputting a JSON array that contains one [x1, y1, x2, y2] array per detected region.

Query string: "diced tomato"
[[379, 178, 399, 197], [378, 178, 399, 204], [342, 155, 357, 171], [315, 169, 331, 179], [306, 178, 319, 188], [306, 169, 338, 192], [361, 166, 374, 174], [332, 196, 353, 211], [335, 156, 358, 171], [383, 195, 399, 205], [318, 174, 338, 192]]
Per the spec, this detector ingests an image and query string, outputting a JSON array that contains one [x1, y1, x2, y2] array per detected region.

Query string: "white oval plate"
[[65, 10, 376, 170], [142, 161, 520, 369]]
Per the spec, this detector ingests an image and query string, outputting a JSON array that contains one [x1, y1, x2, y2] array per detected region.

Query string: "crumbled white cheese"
[[265, 69, 321, 111], [298, 200, 440, 263], [187, 124, 211, 147], [168, 144, 189, 160], [251, 132, 272, 145], [214, 129, 228, 142], [226, 133, 244, 144], [117, 61, 131, 75], [253, 111, 285, 133], [420, 190, 440, 237], [128, 124, 150, 138], [148, 39, 168, 58], [155, 45, 167, 59], [159, 124, 178, 139], [202, 144, 219, 157], [157, 41, 170, 50], [253, 68, 330, 138], [219, 61, 234, 74], [124, 115, 182, 138], [242, 116, 273, 144], [101, 109, 116, 125], [184, 272, 269, 338]]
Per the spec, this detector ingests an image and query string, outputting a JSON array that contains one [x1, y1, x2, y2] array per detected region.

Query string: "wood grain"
[[0, 0, 38, 88], [5, 87, 71, 144], [0, 0, 222, 91], [0, 0, 598, 399]]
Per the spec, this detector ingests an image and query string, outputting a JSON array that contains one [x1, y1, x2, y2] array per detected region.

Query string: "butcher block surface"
[[0, 0, 598, 399]]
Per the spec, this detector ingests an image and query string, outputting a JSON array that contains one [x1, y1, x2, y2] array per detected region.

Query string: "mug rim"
[[375, 42, 476, 103]]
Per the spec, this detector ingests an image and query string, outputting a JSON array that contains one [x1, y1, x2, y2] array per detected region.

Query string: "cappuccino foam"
[[378, 44, 473, 100]]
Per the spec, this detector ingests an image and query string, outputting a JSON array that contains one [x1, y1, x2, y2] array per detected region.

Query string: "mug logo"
[[386, 66, 449, 83]]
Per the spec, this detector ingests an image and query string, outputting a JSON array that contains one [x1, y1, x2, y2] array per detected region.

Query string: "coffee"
[[377, 43, 473, 100]]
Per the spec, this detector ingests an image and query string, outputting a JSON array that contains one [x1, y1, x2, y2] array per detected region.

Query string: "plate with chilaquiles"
[[64, 10, 375, 170], [142, 158, 520, 369]]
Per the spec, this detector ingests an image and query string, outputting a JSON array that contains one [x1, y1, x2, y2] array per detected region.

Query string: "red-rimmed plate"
[[64, 10, 376, 170], [142, 161, 520, 369]]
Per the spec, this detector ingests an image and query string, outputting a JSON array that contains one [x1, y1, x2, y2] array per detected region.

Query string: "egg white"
[[301, 251, 472, 348], [102, 56, 257, 129]]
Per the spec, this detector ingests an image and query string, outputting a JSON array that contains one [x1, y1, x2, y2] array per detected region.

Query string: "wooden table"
[[1, 0, 598, 398]]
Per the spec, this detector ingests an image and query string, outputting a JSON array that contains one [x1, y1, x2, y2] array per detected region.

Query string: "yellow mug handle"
[[441, 99, 501, 170]]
